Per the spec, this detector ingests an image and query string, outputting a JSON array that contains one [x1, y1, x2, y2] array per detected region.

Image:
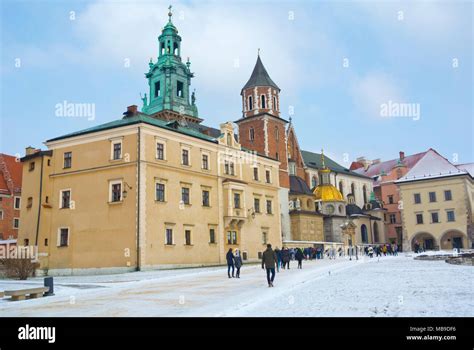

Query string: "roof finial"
[[321, 149, 326, 169], [168, 5, 173, 22], [258, 48, 260, 57]]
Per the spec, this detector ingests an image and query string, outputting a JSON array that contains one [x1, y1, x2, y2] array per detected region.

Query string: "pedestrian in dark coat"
[[295, 248, 304, 269], [226, 248, 235, 278], [275, 247, 282, 272], [282, 247, 290, 269], [261, 244, 278, 287], [234, 249, 243, 278]]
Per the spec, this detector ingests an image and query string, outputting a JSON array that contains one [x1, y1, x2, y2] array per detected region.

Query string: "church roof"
[[313, 184, 344, 202], [301, 150, 370, 179], [242, 56, 280, 91], [289, 175, 313, 195]]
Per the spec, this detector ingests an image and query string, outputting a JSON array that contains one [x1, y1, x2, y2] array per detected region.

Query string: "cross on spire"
[[168, 5, 173, 21]]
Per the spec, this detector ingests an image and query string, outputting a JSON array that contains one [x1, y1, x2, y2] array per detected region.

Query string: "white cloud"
[[351, 72, 403, 118]]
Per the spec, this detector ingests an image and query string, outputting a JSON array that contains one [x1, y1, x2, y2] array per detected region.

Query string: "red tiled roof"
[[0, 153, 23, 194], [352, 150, 429, 178]]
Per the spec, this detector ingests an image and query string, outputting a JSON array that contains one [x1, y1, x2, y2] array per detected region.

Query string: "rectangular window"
[[60, 190, 71, 209], [185, 230, 192, 245], [387, 195, 394, 204], [177, 81, 184, 97], [27, 197, 33, 208], [156, 143, 165, 160], [266, 200, 272, 214], [224, 161, 229, 175], [202, 190, 210, 207], [444, 190, 452, 201], [447, 210, 455, 222], [154, 81, 161, 97], [249, 128, 255, 141], [429, 192, 437, 202], [209, 229, 216, 244], [111, 182, 122, 202], [431, 212, 439, 223], [112, 142, 122, 160], [202, 154, 209, 170], [64, 152, 72, 168], [414, 193, 421, 204], [182, 187, 190, 205], [182, 149, 189, 166], [234, 193, 241, 209], [230, 162, 235, 175], [389, 214, 396, 224], [13, 218, 19, 229], [14, 197, 21, 209], [227, 231, 237, 245], [416, 213, 423, 224], [156, 183, 165, 202], [253, 167, 259, 181], [262, 232, 268, 244], [59, 228, 69, 247], [266, 170, 271, 183], [254, 198, 260, 213], [29, 162, 35, 171], [165, 229, 173, 245]]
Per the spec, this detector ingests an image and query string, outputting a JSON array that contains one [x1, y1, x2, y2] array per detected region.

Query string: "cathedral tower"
[[236, 54, 289, 188], [142, 7, 201, 124]]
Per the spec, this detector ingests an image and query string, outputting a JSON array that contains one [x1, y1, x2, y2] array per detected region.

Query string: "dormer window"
[[177, 81, 184, 97]]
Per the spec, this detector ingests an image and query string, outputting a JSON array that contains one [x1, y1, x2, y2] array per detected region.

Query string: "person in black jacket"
[[226, 248, 235, 278], [295, 248, 304, 269]]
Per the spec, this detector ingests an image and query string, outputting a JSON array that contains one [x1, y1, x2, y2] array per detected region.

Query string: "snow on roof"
[[352, 151, 427, 178], [456, 163, 474, 177], [396, 149, 469, 183]]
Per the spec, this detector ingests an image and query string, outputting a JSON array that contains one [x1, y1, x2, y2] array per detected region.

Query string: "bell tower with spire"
[[142, 6, 201, 123], [235, 53, 289, 188]]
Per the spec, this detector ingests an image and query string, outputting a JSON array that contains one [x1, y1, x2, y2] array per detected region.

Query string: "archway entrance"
[[440, 230, 467, 250], [411, 232, 437, 251], [361, 224, 368, 244]]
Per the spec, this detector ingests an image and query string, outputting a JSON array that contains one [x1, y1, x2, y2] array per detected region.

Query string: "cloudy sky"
[[1, 0, 472, 166]]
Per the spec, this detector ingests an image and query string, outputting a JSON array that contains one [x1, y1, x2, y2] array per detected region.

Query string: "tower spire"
[[168, 5, 173, 22]]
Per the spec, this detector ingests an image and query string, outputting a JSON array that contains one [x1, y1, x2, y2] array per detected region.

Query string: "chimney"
[[124, 105, 138, 117], [25, 146, 36, 156], [372, 158, 381, 164], [399, 151, 405, 161]]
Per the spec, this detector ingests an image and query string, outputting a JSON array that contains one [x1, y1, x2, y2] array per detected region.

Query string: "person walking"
[[282, 247, 290, 269], [275, 247, 282, 272], [368, 246, 374, 258], [226, 248, 235, 278], [261, 244, 277, 287], [295, 248, 304, 269], [234, 249, 243, 278]]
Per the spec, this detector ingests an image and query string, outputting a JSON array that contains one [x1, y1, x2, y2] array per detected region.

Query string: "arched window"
[[160, 42, 165, 55], [339, 181, 344, 196], [173, 42, 179, 55], [273, 96, 277, 110], [248, 96, 253, 110], [373, 222, 379, 243], [167, 40, 171, 54], [363, 185, 368, 203], [275, 126, 279, 141], [261, 95, 266, 109], [361, 224, 368, 243], [312, 176, 318, 188], [249, 127, 255, 141]]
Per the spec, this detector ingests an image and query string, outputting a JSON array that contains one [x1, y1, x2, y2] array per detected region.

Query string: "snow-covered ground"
[[0, 254, 472, 317]]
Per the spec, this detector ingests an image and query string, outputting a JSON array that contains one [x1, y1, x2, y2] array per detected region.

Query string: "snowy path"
[[0, 255, 472, 317]]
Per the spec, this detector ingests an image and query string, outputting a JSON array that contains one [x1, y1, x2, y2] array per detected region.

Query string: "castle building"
[[18, 10, 282, 275], [396, 149, 473, 251], [351, 150, 429, 246]]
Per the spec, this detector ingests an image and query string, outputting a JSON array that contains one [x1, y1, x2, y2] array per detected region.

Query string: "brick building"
[[0, 153, 23, 241]]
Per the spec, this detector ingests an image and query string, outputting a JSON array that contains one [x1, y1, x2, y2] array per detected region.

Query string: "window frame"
[[59, 189, 72, 209], [109, 180, 123, 203], [57, 227, 70, 247], [13, 217, 20, 229], [14, 196, 21, 210], [155, 182, 166, 202], [63, 151, 72, 168]]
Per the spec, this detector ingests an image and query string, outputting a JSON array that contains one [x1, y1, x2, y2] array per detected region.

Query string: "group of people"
[[227, 242, 400, 287], [365, 243, 399, 258]]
